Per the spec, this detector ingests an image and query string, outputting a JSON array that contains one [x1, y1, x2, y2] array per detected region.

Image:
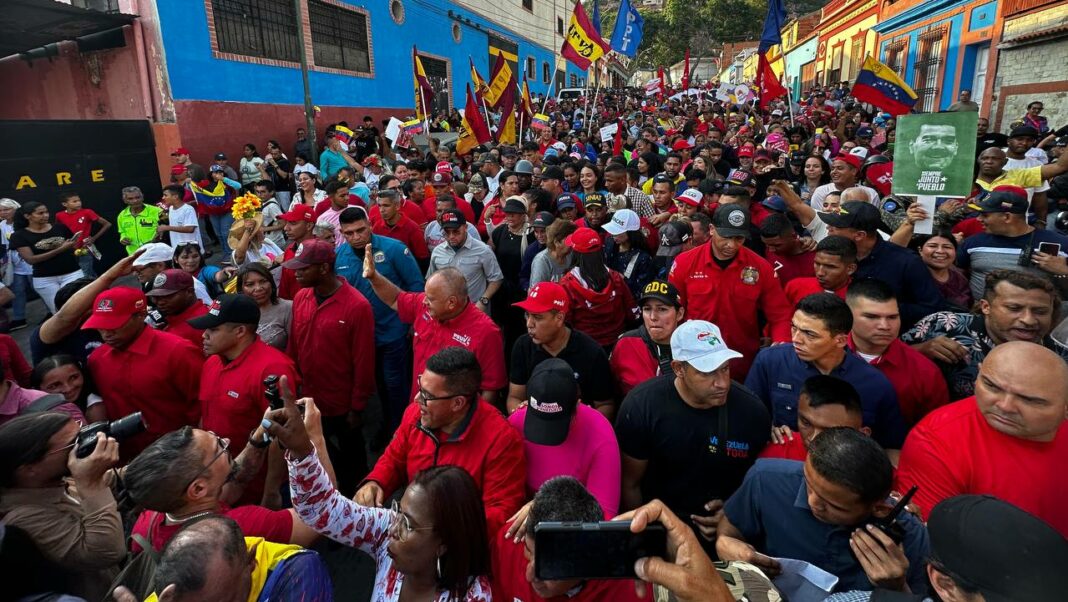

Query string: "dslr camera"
[[75, 412, 147, 458]]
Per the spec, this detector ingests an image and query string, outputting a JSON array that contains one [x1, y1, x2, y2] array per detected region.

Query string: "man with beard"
[[575, 194, 610, 238], [83, 287, 203, 461], [896, 341, 1068, 537], [123, 425, 319, 551], [504, 282, 615, 415], [426, 209, 503, 309], [605, 163, 654, 217], [335, 207, 423, 433], [641, 153, 685, 195], [903, 269, 1068, 400]]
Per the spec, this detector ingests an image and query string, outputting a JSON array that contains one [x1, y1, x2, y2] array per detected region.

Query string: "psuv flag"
[[610, 0, 644, 58], [189, 180, 234, 208], [851, 56, 918, 116], [561, 1, 610, 70], [413, 46, 435, 120], [485, 53, 514, 109]]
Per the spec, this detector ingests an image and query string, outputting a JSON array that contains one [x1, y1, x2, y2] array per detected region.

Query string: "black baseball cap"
[[818, 201, 883, 231], [188, 294, 260, 329], [440, 208, 466, 229], [214, 152, 227, 160], [656, 220, 693, 257], [968, 190, 1029, 214], [541, 166, 565, 182], [523, 358, 579, 446], [712, 204, 751, 238], [503, 198, 527, 214], [1009, 124, 1039, 139], [639, 280, 682, 308], [928, 495, 1068, 602], [532, 211, 556, 228]]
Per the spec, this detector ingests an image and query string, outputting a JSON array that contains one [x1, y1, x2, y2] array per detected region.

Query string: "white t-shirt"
[[1005, 156, 1050, 206], [168, 203, 203, 250], [1, 221, 32, 276], [261, 198, 285, 248], [809, 183, 880, 211]]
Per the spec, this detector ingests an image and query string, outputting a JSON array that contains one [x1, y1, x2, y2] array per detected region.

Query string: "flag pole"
[[473, 56, 494, 134], [545, 54, 561, 105], [780, 45, 796, 126], [587, 66, 601, 141]]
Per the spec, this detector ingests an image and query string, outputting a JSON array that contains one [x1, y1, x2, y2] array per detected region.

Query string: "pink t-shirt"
[[508, 403, 621, 518]]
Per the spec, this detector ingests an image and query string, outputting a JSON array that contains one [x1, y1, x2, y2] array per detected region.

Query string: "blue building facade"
[[154, 0, 584, 159], [873, 0, 998, 113]]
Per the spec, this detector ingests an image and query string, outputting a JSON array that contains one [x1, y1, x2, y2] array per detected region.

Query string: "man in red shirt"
[[421, 172, 476, 224], [285, 239, 376, 494], [357, 347, 525, 536], [368, 174, 427, 227], [611, 279, 685, 396], [364, 251, 506, 403], [144, 268, 208, 347], [276, 205, 314, 300], [759, 214, 815, 286], [83, 287, 203, 460], [193, 293, 299, 506], [846, 280, 950, 425], [783, 235, 856, 306], [760, 375, 867, 461], [668, 205, 791, 378], [371, 188, 429, 266], [492, 476, 650, 602], [895, 341, 1068, 536]]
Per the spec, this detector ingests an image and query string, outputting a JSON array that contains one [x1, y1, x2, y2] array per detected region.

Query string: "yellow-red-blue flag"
[[561, 1, 610, 71], [851, 56, 918, 116]]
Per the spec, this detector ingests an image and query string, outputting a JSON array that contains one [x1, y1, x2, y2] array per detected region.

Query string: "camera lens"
[[108, 412, 147, 441]]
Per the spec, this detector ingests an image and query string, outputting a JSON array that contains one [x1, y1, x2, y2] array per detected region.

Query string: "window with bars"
[[522, 0, 533, 10], [849, 37, 864, 80], [419, 54, 450, 115], [543, 61, 551, 84], [569, 74, 578, 87], [527, 56, 536, 79], [558, 17, 564, 35], [210, 0, 300, 62], [309, 0, 370, 72], [885, 42, 906, 77], [913, 29, 944, 113]]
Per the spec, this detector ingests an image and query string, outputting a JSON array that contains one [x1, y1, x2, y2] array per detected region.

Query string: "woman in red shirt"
[[558, 227, 637, 352]]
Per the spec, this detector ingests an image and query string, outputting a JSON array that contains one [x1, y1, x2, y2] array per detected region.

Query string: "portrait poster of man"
[[892, 112, 978, 197]]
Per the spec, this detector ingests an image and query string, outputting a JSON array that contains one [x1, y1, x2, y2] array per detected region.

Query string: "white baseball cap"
[[603, 209, 640, 235], [670, 320, 742, 373], [132, 242, 177, 266]]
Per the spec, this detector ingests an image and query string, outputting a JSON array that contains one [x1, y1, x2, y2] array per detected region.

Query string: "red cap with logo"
[[82, 287, 148, 330], [435, 161, 454, 174], [513, 282, 570, 314], [565, 227, 604, 253], [431, 171, 453, 185], [170, 147, 191, 156], [834, 153, 862, 170], [279, 205, 315, 223], [170, 164, 188, 176], [282, 239, 336, 269]]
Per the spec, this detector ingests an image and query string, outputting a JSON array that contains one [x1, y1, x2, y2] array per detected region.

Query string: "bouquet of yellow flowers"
[[231, 192, 262, 221]]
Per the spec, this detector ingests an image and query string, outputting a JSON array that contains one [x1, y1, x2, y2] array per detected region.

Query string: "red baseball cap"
[[672, 139, 693, 151], [282, 239, 336, 269], [435, 161, 454, 174], [992, 184, 1028, 200], [737, 147, 754, 158], [565, 227, 603, 253], [866, 162, 894, 197], [431, 171, 453, 185], [82, 287, 147, 330], [170, 147, 190, 156], [513, 282, 569, 314], [279, 205, 315, 223], [834, 153, 862, 170]]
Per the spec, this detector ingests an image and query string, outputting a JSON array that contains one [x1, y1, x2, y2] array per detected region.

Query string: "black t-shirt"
[[30, 326, 102, 365], [10, 224, 80, 277], [510, 329, 616, 403], [616, 374, 770, 538], [492, 227, 536, 295]]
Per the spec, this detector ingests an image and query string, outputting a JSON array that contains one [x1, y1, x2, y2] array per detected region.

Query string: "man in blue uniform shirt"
[[745, 293, 908, 450], [335, 207, 424, 431]]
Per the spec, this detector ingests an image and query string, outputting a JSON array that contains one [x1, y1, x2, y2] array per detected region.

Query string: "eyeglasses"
[[47, 420, 84, 456], [183, 433, 230, 490], [414, 376, 473, 406], [390, 500, 434, 540]]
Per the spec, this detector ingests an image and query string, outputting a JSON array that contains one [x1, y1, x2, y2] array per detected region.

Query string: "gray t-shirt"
[[528, 249, 571, 289], [257, 298, 292, 350], [426, 236, 503, 301]]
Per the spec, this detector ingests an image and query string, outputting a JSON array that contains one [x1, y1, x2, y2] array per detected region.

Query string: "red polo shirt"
[[372, 215, 430, 260], [783, 277, 848, 307], [277, 241, 307, 300], [420, 193, 476, 224], [766, 249, 815, 286], [288, 279, 376, 416], [847, 335, 951, 426], [88, 327, 204, 461], [896, 398, 1068, 536], [758, 435, 808, 461], [609, 331, 663, 396], [160, 301, 209, 348], [477, 196, 506, 238], [369, 199, 427, 227], [668, 244, 791, 378], [396, 292, 506, 395]]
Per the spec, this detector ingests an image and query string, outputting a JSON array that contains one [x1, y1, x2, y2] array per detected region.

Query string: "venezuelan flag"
[[402, 118, 424, 134], [851, 56, 918, 116], [531, 113, 550, 131], [334, 125, 355, 145], [189, 180, 234, 208]]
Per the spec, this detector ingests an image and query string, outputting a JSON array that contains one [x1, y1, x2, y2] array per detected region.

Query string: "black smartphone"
[[867, 485, 918, 544], [534, 521, 667, 580], [756, 167, 790, 183], [1038, 242, 1061, 256]]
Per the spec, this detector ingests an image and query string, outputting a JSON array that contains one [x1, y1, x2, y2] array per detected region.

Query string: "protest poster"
[[599, 123, 619, 142], [892, 112, 978, 197]]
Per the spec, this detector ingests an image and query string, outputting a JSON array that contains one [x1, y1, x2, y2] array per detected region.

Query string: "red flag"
[[756, 54, 788, 109], [613, 118, 624, 157], [657, 66, 666, 101], [681, 49, 691, 89], [457, 84, 492, 155]]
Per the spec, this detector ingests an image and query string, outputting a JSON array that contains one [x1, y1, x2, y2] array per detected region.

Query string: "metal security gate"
[[0, 119, 161, 268]]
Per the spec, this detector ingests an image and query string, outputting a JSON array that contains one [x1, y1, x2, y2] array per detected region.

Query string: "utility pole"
[[295, 0, 317, 157]]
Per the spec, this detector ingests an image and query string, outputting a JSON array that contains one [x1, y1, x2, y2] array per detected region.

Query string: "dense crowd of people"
[[1, 83, 1067, 602]]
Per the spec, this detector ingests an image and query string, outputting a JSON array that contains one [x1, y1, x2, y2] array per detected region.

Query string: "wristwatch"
[[479, 296, 490, 305]]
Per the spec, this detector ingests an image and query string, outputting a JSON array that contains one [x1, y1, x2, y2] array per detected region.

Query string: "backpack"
[[105, 511, 161, 601]]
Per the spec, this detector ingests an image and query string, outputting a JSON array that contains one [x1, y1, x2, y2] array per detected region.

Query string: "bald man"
[[895, 341, 1068, 536], [364, 260, 506, 402], [975, 145, 1068, 224]]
